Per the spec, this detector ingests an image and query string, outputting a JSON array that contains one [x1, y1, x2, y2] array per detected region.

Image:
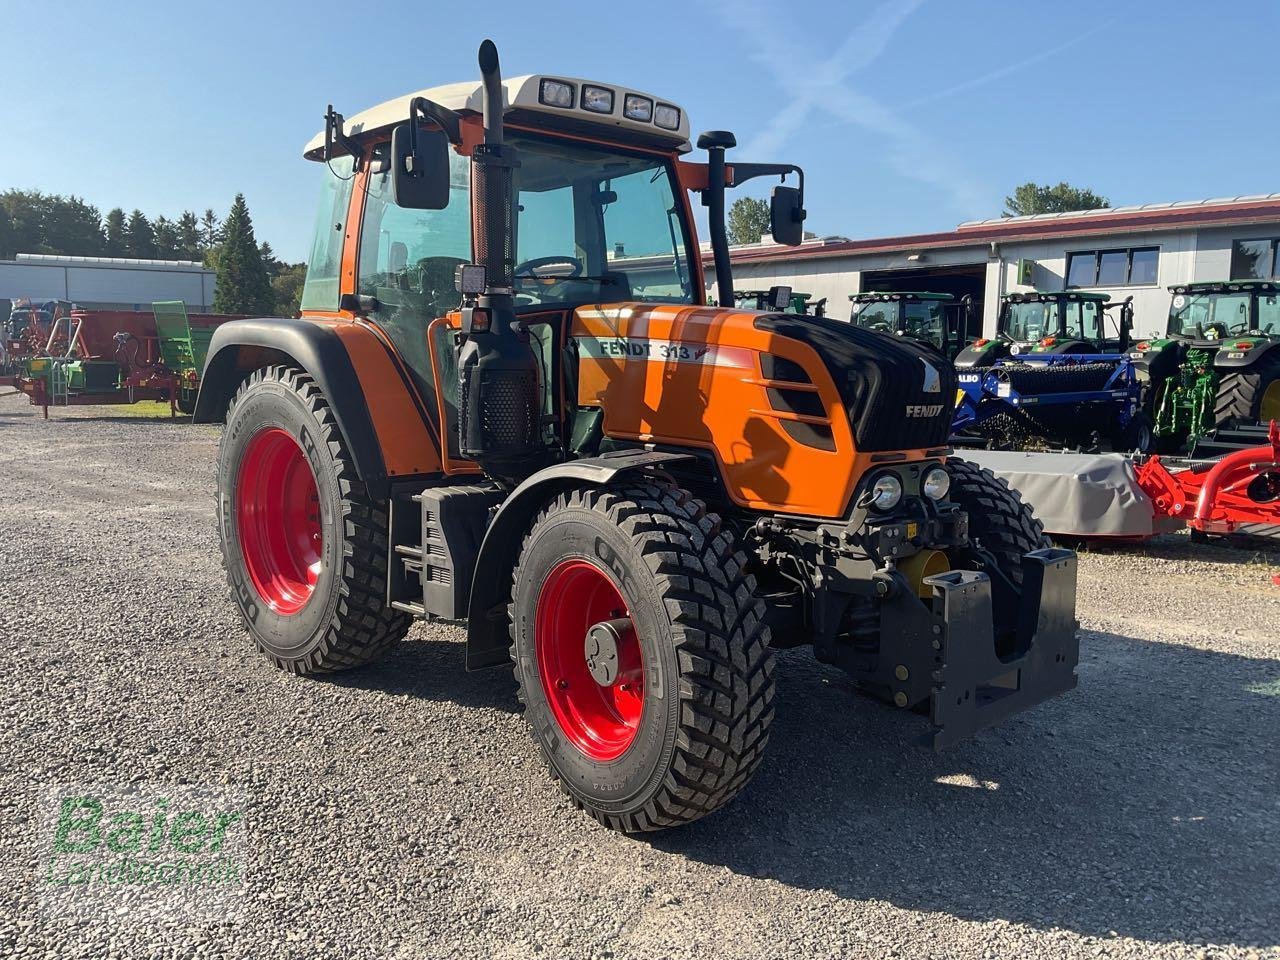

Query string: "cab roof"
[[849, 291, 954, 302], [1004, 291, 1111, 303], [303, 75, 692, 160], [1169, 279, 1280, 293]]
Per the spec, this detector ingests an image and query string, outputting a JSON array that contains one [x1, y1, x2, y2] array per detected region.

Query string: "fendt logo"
[[905, 404, 945, 417]]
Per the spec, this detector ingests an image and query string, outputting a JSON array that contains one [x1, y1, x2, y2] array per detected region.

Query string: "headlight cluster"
[[865, 466, 950, 511], [538, 79, 682, 130]]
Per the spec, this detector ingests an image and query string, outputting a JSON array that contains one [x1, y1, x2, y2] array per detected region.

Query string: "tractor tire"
[[509, 481, 775, 832], [216, 365, 410, 674], [945, 457, 1050, 592], [1214, 354, 1280, 427], [176, 391, 197, 416]]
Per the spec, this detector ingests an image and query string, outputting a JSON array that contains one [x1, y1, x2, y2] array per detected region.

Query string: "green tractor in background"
[[849, 291, 973, 359], [1129, 280, 1280, 450], [733, 287, 827, 316], [954, 291, 1132, 368]]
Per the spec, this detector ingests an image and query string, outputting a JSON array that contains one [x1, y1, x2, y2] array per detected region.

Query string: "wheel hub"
[[535, 560, 644, 761], [584, 618, 630, 686]]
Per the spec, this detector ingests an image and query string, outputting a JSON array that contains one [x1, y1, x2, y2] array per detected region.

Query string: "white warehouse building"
[[0, 253, 217, 312], [707, 194, 1280, 339]]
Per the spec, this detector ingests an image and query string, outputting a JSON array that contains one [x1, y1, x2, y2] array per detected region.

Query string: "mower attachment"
[[924, 548, 1078, 749]]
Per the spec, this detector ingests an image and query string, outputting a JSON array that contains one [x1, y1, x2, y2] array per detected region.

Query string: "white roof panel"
[[303, 75, 691, 159]]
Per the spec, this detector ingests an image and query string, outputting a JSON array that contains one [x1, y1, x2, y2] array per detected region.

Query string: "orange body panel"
[[574, 304, 938, 518], [300, 318, 444, 478]]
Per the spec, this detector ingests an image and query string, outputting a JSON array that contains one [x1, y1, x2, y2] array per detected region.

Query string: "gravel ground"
[[1, 392, 1277, 960]]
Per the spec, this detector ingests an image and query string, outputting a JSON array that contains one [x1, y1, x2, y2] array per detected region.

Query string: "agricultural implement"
[[11, 302, 235, 418], [952, 353, 1150, 452], [955, 291, 1133, 368], [195, 41, 1080, 833], [960, 421, 1280, 551], [849, 291, 972, 359], [1129, 280, 1280, 451]]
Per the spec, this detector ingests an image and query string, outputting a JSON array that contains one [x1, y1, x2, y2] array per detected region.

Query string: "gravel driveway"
[[1, 393, 1277, 959]]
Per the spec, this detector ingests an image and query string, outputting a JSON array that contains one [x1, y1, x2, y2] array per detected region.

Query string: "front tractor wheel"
[[510, 482, 776, 832], [216, 365, 409, 674]]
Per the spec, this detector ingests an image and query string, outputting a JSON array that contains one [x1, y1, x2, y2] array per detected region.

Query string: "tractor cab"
[[955, 290, 1131, 368], [849, 291, 970, 358]]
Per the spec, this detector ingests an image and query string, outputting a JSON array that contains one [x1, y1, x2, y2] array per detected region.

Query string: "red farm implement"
[[11, 302, 241, 418]]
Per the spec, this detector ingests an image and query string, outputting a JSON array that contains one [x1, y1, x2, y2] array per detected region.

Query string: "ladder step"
[[395, 543, 424, 559], [391, 600, 426, 617]]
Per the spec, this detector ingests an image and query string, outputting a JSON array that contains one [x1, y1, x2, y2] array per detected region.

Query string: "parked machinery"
[[1129, 280, 1280, 452], [195, 41, 1080, 833], [734, 286, 826, 316], [849, 291, 972, 359], [955, 291, 1133, 368]]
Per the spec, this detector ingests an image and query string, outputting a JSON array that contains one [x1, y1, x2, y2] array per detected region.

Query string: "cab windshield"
[[852, 300, 897, 333], [1167, 292, 1250, 338], [1003, 301, 1057, 341], [509, 135, 695, 308], [902, 300, 945, 346]]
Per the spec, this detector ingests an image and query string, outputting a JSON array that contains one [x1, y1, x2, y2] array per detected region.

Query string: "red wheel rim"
[[535, 559, 644, 761], [235, 428, 323, 615]]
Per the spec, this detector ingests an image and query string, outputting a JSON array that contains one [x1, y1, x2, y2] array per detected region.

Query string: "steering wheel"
[[514, 255, 583, 280]]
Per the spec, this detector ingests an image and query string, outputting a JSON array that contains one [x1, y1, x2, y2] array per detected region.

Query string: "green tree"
[[125, 210, 156, 258], [104, 208, 127, 257], [200, 208, 222, 249], [177, 210, 202, 259], [153, 215, 180, 259], [45, 196, 104, 256], [212, 194, 274, 315], [259, 241, 280, 277], [270, 262, 307, 317], [727, 196, 772, 246], [0, 189, 51, 255], [1003, 181, 1109, 217], [0, 205, 11, 259]]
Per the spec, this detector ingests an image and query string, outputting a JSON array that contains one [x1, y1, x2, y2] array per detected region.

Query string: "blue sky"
[[5, 0, 1279, 262]]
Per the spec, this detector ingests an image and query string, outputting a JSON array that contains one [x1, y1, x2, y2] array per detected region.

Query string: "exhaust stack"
[[456, 40, 544, 484]]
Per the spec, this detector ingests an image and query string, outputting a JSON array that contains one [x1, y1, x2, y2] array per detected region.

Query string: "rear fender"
[[195, 318, 391, 495], [464, 450, 695, 671], [1214, 337, 1280, 370]]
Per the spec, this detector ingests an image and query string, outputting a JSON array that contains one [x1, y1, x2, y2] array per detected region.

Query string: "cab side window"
[[300, 156, 354, 311], [357, 144, 472, 404]]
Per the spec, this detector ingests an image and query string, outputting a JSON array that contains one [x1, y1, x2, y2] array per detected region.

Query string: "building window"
[[1230, 238, 1279, 280], [1064, 246, 1160, 288]]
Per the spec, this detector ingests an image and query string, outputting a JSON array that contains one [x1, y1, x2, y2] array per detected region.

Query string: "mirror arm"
[[727, 162, 804, 197], [407, 96, 464, 173]]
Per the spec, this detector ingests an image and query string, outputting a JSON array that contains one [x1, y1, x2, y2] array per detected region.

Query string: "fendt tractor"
[[955, 290, 1133, 367], [849, 291, 972, 359], [1129, 280, 1280, 451], [196, 42, 1079, 832]]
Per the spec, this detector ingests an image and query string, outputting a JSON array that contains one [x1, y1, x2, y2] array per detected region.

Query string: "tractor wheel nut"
[[893, 692, 909, 708], [894, 665, 909, 681]]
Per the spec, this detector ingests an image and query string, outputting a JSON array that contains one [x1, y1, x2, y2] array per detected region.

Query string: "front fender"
[[194, 317, 390, 494], [464, 450, 695, 670]]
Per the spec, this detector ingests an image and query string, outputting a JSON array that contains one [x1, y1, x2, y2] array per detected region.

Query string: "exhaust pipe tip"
[[478, 38, 499, 75]]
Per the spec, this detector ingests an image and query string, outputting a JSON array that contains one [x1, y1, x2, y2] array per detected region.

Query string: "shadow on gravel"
[[319, 634, 519, 713], [648, 633, 1280, 948]]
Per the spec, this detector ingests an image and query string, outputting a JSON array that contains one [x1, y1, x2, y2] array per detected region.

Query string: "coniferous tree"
[[212, 194, 274, 315], [0, 205, 13, 259], [200, 208, 222, 249], [153, 215, 180, 259], [125, 209, 156, 259], [177, 211, 202, 259], [104, 208, 127, 257]]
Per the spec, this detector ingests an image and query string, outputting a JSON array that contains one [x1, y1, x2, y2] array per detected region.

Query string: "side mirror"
[[391, 123, 450, 210], [770, 185, 805, 246]]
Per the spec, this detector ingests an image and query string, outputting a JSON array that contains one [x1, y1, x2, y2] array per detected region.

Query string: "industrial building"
[[708, 194, 1280, 338], [0, 253, 217, 312]]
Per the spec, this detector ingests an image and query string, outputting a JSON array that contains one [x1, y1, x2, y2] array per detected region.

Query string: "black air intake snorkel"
[[456, 40, 544, 485]]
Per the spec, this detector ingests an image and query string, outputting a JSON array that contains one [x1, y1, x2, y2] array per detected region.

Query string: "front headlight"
[[869, 473, 903, 511], [922, 465, 950, 501]]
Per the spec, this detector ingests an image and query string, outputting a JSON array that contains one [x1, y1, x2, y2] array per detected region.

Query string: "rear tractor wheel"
[[509, 482, 776, 832], [216, 365, 409, 674], [1214, 354, 1280, 426]]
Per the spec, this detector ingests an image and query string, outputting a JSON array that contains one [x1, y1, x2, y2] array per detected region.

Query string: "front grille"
[[755, 315, 956, 452]]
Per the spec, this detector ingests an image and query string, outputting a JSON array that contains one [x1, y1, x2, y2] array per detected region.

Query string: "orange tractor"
[[196, 42, 1079, 831]]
